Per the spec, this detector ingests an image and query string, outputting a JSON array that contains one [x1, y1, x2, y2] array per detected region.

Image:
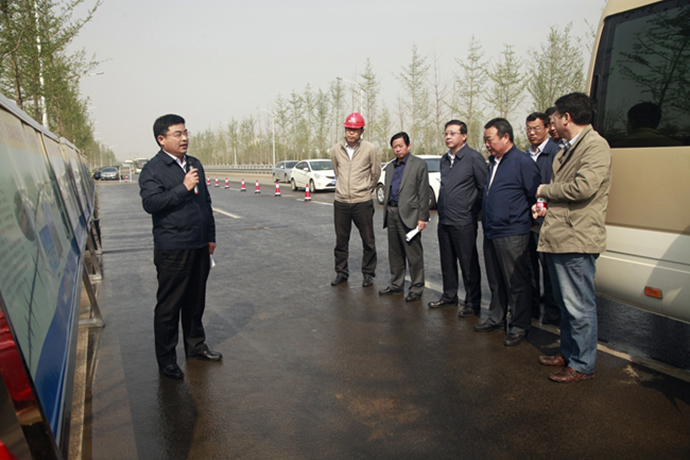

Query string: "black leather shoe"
[[331, 274, 348, 286], [189, 349, 223, 362], [379, 286, 403, 295], [405, 292, 422, 302], [427, 299, 458, 309], [473, 322, 504, 332], [362, 274, 374, 287], [504, 333, 526, 346], [457, 306, 475, 317], [160, 364, 184, 379]]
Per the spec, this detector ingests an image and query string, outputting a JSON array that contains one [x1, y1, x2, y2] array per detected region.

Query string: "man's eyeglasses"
[[526, 126, 545, 133], [443, 131, 462, 137], [166, 130, 190, 139]]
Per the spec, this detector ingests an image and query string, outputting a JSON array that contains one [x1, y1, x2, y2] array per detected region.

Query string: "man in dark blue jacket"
[[428, 120, 487, 317], [139, 114, 221, 380], [474, 118, 540, 347], [525, 112, 561, 325]]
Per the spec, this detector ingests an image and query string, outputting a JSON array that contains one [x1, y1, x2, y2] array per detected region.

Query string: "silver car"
[[272, 160, 298, 183]]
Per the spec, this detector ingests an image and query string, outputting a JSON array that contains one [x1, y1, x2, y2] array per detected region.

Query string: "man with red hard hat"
[[330, 112, 381, 287]]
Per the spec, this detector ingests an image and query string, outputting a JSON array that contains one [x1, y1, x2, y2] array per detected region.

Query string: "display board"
[[0, 93, 94, 459]]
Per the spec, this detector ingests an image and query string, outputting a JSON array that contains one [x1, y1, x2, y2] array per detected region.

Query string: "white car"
[[289, 159, 336, 192], [375, 155, 441, 209]]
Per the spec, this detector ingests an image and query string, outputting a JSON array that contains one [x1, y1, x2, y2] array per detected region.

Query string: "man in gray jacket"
[[378, 132, 429, 302], [330, 112, 381, 287], [534, 93, 612, 383]]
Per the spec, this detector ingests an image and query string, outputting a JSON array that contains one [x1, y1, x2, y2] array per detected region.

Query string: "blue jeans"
[[545, 253, 599, 374]]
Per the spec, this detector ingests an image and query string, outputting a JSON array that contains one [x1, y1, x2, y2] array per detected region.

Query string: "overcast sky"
[[70, 0, 606, 161]]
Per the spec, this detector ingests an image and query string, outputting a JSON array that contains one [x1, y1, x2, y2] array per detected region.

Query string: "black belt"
[[388, 202, 398, 207]]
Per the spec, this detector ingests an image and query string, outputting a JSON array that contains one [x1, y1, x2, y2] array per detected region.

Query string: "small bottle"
[[536, 197, 547, 211]]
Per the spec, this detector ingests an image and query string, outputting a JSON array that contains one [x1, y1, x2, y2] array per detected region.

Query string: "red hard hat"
[[344, 112, 365, 129]]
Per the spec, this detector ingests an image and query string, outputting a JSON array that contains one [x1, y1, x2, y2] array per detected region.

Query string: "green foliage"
[[527, 24, 586, 112], [0, 0, 101, 163]]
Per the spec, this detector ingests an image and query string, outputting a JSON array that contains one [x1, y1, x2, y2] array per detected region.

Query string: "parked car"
[[289, 159, 336, 192], [375, 155, 442, 209], [272, 160, 298, 183], [99, 166, 120, 181]]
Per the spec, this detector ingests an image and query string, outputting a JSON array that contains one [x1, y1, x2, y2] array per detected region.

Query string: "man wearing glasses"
[[525, 112, 561, 326], [139, 114, 222, 380], [428, 120, 487, 317]]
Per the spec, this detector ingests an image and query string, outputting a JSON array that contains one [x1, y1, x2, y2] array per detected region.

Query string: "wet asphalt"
[[83, 176, 690, 460]]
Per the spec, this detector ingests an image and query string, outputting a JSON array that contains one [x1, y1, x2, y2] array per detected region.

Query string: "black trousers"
[[437, 222, 482, 312], [483, 234, 532, 335], [529, 230, 560, 323], [386, 206, 424, 294], [333, 200, 377, 277], [153, 247, 210, 367]]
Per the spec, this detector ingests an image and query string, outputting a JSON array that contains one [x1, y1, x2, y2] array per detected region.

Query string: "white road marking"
[[213, 208, 242, 219]]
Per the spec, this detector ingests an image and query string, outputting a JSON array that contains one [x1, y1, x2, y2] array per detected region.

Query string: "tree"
[[485, 44, 526, 122], [328, 78, 345, 146], [450, 35, 487, 150], [397, 45, 431, 153], [429, 50, 451, 154], [0, 0, 101, 158], [527, 24, 586, 112]]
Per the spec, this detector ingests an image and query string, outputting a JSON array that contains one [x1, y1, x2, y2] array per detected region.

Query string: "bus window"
[[591, 0, 690, 148]]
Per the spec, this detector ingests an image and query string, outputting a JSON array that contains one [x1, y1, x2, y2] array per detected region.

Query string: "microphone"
[[186, 158, 199, 195]]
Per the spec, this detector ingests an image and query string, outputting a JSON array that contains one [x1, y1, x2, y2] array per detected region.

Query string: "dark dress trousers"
[[139, 151, 216, 367], [382, 154, 430, 294], [529, 138, 561, 322], [481, 146, 540, 336], [436, 144, 487, 311]]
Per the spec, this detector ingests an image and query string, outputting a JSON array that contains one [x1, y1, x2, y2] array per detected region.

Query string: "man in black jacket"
[[525, 112, 561, 325], [139, 114, 221, 380], [428, 120, 487, 317]]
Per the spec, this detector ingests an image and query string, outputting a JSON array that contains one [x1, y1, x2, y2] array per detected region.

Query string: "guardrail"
[[206, 164, 273, 174]]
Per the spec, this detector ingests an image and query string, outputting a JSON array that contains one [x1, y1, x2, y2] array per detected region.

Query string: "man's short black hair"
[[554, 93, 592, 126], [545, 106, 557, 118], [390, 131, 410, 147], [444, 119, 468, 134], [484, 117, 514, 143], [154, 114, 186, 146], [526, 112, 550, 126]]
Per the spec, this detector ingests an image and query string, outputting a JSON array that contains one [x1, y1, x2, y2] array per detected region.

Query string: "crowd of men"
[[328, 92, 612, 384], [138, 92, 611, 385]]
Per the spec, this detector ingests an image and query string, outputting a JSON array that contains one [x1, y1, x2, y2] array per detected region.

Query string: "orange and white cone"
[[254, 180, 261, 194], [240, 179, 246, 192], [304, 182, 311, 201], [214, 178, 219, 187], [224, 178, 229, 189], [206, 177, 211, 186], [274, 181, 281, 196]]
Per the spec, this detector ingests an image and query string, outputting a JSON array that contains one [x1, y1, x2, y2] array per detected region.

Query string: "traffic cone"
[[240, 179, 246, 192], [304, 182, 311, 201], [224, 178, 229, 189], [214, 178, 219, 187], [206, 177, 211, 186], [254, 180, 261, 194], [274, 180, 281, 197]]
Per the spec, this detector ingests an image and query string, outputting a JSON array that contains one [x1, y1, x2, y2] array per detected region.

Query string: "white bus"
[[589, 0, 690, 323]]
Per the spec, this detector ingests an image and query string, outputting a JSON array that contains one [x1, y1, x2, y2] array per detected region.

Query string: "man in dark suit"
[[139, 114, 222, 380], [525, 112, 561, 325], [474, 118, 540, 347], [428, 120, 487, 317], [378, 132, 430, 302]]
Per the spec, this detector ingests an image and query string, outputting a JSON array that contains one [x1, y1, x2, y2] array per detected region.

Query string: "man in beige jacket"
[[330, 112, 381, 287], [533, 93, 612, 383]]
